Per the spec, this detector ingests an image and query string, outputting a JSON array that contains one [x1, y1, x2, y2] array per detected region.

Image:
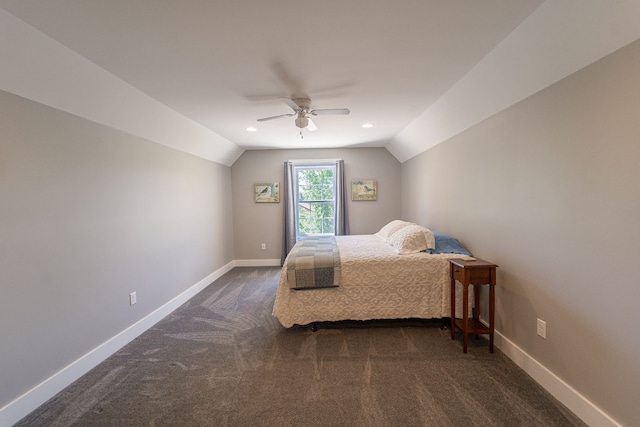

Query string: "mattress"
[[272, 234, 474, 327]]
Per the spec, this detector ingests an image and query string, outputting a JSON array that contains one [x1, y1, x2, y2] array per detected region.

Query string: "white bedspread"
[[272, 234, 474, 327]]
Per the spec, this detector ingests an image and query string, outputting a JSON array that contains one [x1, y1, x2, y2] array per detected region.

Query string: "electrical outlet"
[[261, 243, 266, 250], [129, 292, 137, 306], [537, 318, 546, 339]]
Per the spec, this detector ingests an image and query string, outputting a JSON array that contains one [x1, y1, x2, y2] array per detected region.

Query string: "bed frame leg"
[[440, 318, 449, 330]]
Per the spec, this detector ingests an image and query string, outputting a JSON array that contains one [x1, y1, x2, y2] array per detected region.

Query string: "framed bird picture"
[[255, 182, 280, 203], [351, 179, 377, 201]]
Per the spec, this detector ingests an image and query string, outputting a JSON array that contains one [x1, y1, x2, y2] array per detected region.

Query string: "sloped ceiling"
[[1, 1, 640, 166]]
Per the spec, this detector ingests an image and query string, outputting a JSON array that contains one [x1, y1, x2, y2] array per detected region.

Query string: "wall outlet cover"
[[537, 318, 546, 339]]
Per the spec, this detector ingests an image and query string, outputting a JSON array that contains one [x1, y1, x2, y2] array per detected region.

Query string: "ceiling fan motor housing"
[[292, 97, 312, 110]]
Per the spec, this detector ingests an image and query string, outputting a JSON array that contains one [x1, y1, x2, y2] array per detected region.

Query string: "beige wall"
[[231, 148, 401, 261], [0, 90, 235, 410], [401, 40, 640, 426]]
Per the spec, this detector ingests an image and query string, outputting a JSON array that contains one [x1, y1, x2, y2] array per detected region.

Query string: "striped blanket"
[[286, 236, 341, 290]]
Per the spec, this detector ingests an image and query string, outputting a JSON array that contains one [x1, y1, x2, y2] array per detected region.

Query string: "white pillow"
[[387, 224, 436, 254], [375, 220, 414, 241]]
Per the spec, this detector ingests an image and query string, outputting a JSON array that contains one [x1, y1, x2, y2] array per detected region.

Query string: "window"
[[294, 164, 336, 236]]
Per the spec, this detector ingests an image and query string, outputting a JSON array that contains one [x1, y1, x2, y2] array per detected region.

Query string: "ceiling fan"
[[257, 97, 350, 135]]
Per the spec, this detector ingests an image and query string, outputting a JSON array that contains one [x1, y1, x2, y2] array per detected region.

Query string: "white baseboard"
[[493, 330, 621, 427], [234, 258, 281, 267], [0, 261, 235, 427]]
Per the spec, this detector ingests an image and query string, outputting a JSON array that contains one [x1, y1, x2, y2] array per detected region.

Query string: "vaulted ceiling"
[[2, 1, 640, 166]]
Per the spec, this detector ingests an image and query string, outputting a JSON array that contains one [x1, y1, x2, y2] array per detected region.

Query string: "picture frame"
[[254, 182, 280, 203], [351, 179, 377, 201]]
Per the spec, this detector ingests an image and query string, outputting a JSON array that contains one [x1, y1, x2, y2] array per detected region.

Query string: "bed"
[[272, 221, 475, 328]]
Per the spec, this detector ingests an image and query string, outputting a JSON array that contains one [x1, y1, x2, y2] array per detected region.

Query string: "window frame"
[[293, 162, 337, 237]]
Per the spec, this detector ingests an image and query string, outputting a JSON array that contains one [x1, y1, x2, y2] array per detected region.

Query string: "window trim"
[[293, 162, 337, 237]]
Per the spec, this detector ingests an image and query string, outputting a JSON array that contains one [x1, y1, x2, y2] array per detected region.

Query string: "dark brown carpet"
[[17, 267, 585, 426]]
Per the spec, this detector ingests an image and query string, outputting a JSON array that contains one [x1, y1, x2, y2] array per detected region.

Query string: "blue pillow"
[[427, 231, 472, 256]]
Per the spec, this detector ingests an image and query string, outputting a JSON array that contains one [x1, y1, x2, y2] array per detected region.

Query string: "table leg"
[[450, 275, 455, 340], [462, 283, 468, 353], [474, 283, 480, 321], [489, 284, 495, 353]]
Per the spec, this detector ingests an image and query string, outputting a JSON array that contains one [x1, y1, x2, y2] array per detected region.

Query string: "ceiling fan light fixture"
[[246, 127, 257, 132], [295, 116, 309, 129]]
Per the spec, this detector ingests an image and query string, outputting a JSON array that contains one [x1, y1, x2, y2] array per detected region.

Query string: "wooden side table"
[[449, 258, 498, 353]]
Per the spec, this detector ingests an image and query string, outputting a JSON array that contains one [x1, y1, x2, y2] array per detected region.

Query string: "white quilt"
[[272, 234, 474, 327]]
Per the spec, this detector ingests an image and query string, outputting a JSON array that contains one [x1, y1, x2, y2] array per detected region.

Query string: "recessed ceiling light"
[[246, 127, 257, 132], [362, 123, 374, 128]]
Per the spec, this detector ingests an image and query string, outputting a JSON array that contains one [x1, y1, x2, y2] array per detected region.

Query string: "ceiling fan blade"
[[257, 113, 295, 122], [279, 97, 301, 112], [307, 118, 318, 132], [310, 108, 350, 116]]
